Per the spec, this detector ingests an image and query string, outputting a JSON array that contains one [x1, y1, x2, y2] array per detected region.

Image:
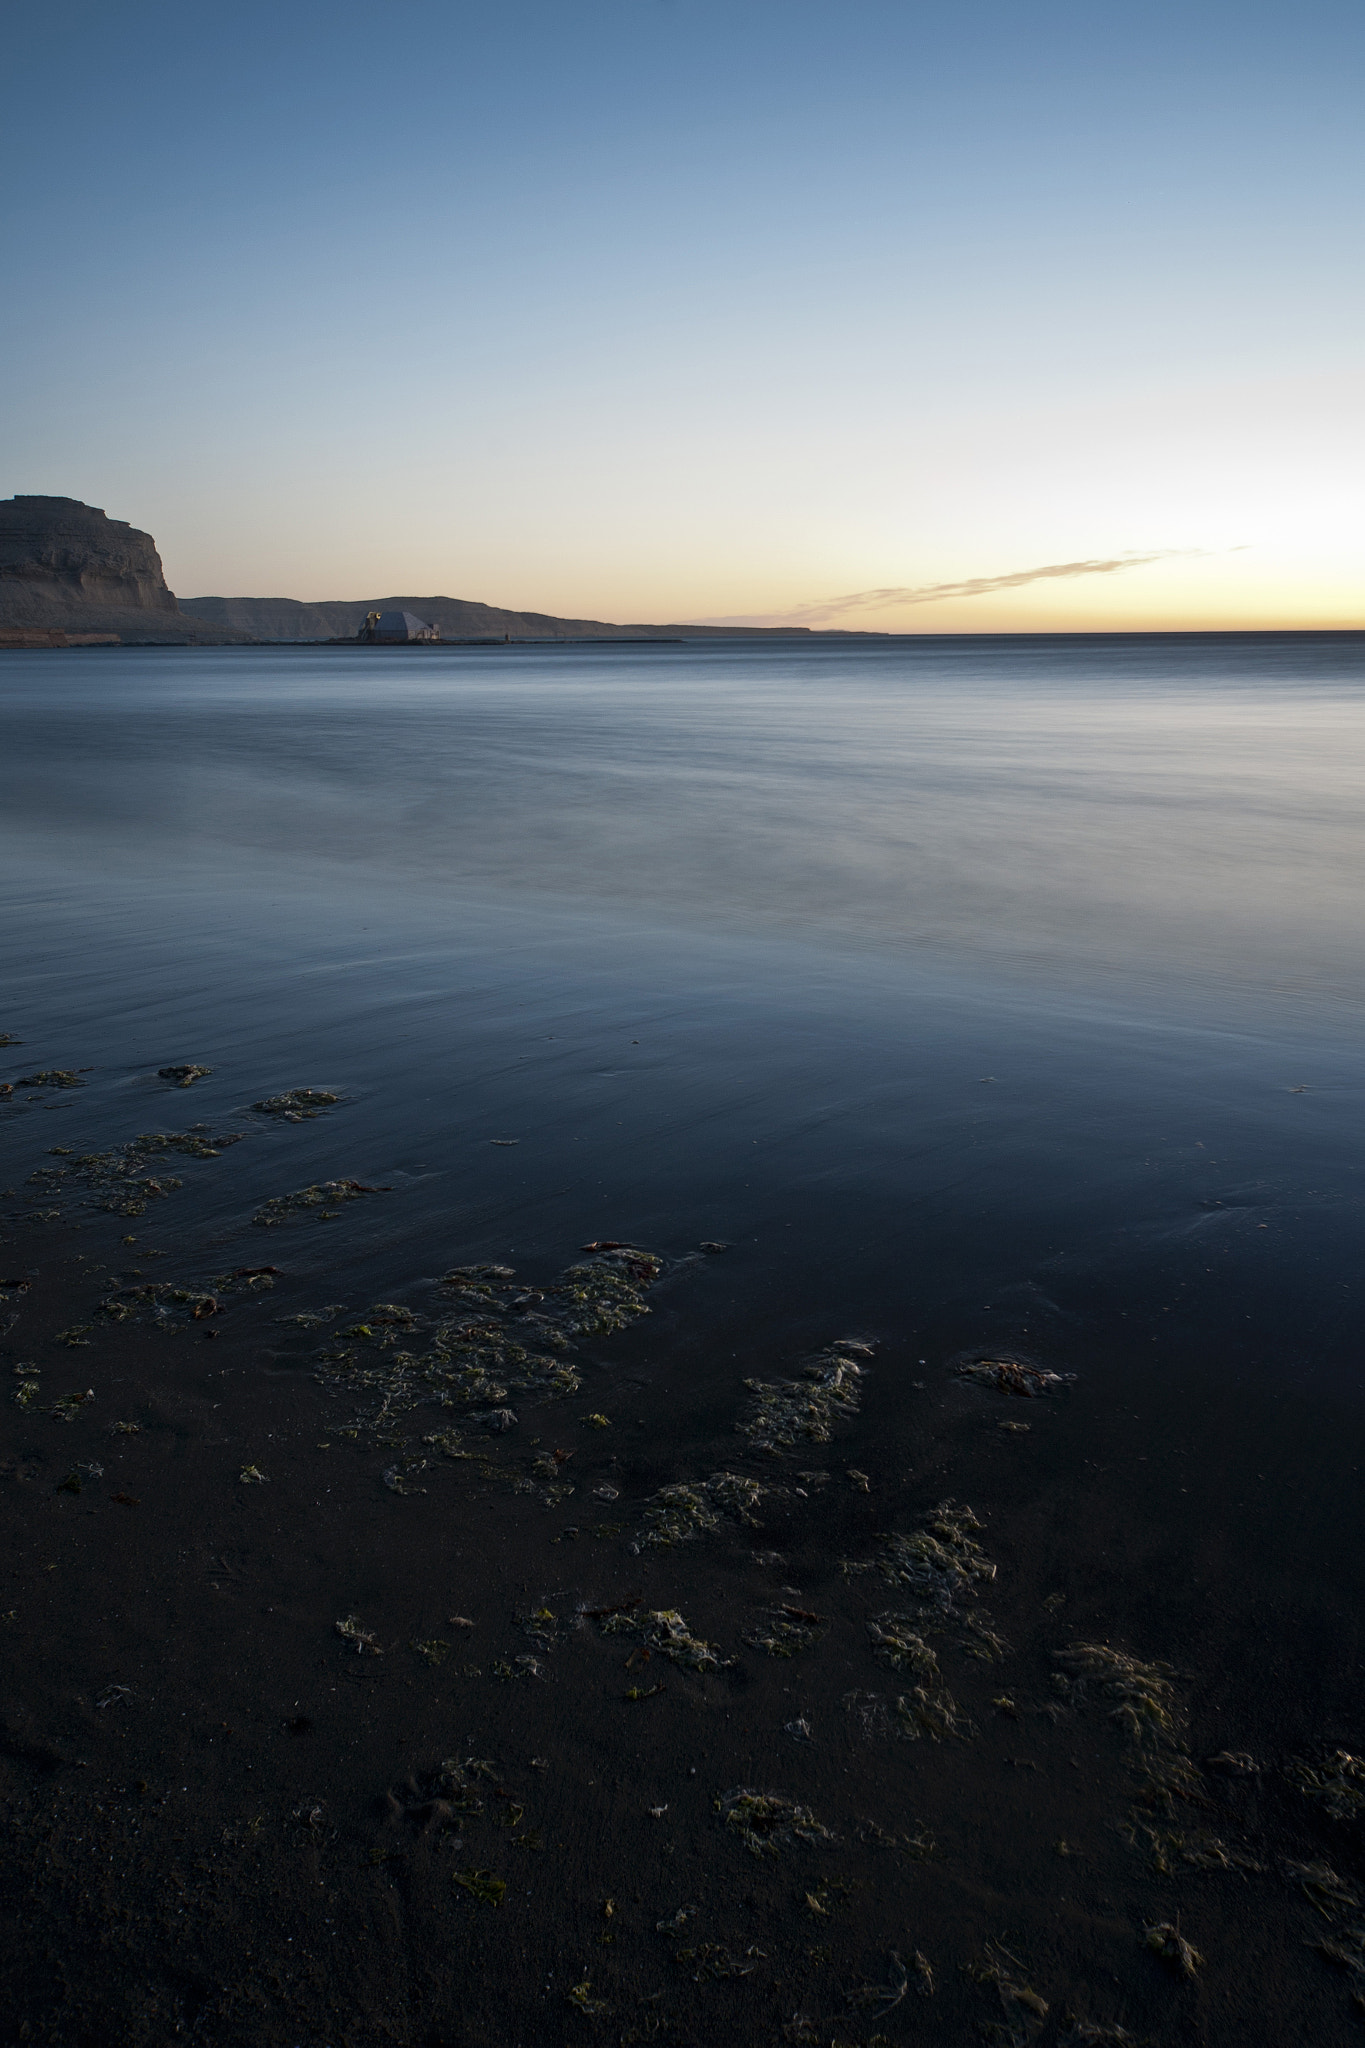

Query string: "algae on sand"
[[866, 1615, 939, 1681], [964, 1941, 1049, 2043], [601, 1606, 728, 1672], [1053, 1643, 1181, 1749], [744, 1606, 829, 1657], [1289, 1752, 1365, 1823], [1142, 1922, 1203, 1976], [717, 1788, 834, 1857], [632, 1470, 780, 1552], [310, 1248, 663, 1447], [738, 1339, 874, 1455], [956, 1359, 1076, 1398], [843, 1501, 996, 1613]]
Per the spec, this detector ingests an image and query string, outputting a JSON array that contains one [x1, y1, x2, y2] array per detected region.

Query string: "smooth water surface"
[[2, 633, 1363, 1375]]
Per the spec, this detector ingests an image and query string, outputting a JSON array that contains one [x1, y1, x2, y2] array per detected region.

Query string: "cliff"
[[0, 498, 250, 643]]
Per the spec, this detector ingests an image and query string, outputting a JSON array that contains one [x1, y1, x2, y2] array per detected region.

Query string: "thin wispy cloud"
[[701, 549, 1201, 628]]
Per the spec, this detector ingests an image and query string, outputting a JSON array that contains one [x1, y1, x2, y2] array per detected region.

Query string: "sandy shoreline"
[[3, 1165, 1364, 2045]]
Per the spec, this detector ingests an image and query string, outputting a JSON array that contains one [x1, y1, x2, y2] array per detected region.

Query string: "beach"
[[3, 633, 1365, 2044]]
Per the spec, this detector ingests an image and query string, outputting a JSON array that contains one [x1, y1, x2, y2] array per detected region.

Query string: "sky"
[[3, 0, 1362, 631]]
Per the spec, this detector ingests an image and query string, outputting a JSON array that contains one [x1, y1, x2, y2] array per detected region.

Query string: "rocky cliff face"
[[0, 497, 178, 614], [0, 497, 252, 643]]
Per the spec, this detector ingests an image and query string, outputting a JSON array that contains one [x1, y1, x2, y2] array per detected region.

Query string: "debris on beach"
[[674, 1942, 765, 1980], [382, 1458, 428, 1494], [253, 1179, 386, 1225], [1313, 1921, 1365, 1989], [842, 1501, 997, 1648], [716, 1788, 834, 1857], [56, 1461, 103, 1494], [964, 1941, 1050, 2038], [158, 1065, 212, 1087], [335, 1614, 382, 1654], [1054, 1641, 1201, 1813], [1124, 1823, 1264, 1875], [305, 1250, 662, 1448], [453, 1870, 506, 1906], [738, 1339, 874, 1455], [1283, 1859, 1361, 1917], [1289, 1751, 1365, 1822], [600, 1605, 728, 1671], [956, 1358, 1076, 1397], [867, 1614, 940, 1680], [13, 1379, 40, 1408], [45, 1389, 95, 1421], [744, 1605, 829, 1657], [632, 1470, 778, 1551], [1052, 1643, 1181, 1746], [1142, 1922, 1203, 1976], [844, 1950, 908, 2018], [238, 1464, 269, 1484], [251, 1089, 340, 1119], [895, 1686, 974, 1741]]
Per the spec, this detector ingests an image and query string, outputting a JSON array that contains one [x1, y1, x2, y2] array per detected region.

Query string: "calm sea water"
[[2, 632, 1363, 1390]]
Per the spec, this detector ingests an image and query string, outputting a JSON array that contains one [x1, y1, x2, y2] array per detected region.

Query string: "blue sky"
[[4, 0, 1362, 627]]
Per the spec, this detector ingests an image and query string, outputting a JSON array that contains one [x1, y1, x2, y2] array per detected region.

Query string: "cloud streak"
[[703, 549, 1200, 628]]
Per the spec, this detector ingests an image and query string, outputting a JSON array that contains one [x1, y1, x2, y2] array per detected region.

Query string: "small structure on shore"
[[358, 609, 439, 644]]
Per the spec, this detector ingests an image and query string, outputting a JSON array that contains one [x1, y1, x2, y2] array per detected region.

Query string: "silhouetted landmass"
[[0, 495, 874, 646], [182, 593, 825, 641]]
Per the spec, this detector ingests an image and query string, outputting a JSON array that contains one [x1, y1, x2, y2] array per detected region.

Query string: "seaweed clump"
[[252, 1089, 340, 1120], [738, 1339, 874, 1455], [716, 1788, 833, 1857], [1289, 1752, 1365, 1824], [632, 1470, 779, 1552], [744, 1605, 828, 1658], [956, 1358, 1076, 1397], [158, 1065, 212, 1087], [1142, 1922, 1202, 1976], [98, 1282, 222, 1328], [311, 1248, 663, 1446], [843, 1500, 996, 1614], [1054, 1642, 1200, 1811], [600, 1606, 728, 1671], [253, 1179, 385, 1226], [867, 1614, 940, 1680], [26, 1127, 243, 1217], [964, 1941, 1050, 2042]]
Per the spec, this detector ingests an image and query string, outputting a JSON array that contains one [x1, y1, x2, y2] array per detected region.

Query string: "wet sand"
[[4, 1154, 1364, 2045]]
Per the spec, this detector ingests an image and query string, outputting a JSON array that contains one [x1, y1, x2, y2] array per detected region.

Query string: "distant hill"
[[181, 594, 819, 641]]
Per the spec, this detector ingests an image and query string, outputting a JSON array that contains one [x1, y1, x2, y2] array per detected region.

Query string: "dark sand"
[[3, 1171, 1364, 2045]]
